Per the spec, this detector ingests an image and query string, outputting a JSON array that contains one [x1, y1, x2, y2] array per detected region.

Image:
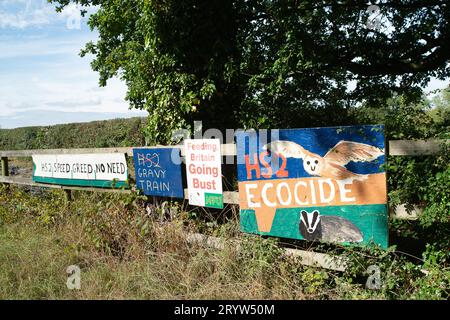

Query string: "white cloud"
[[0, 0, 96, 30], [0, 0, 52, 29], [0, 71, 140, 117], [0, 1, 144, 128], [0, 24, 146, 128], [0, 37, 88, 59]]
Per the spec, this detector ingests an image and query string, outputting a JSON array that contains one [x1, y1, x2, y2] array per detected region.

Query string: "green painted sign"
[[236, 125, 388, 248], [205, 193, 224, 209], [32, 153, 128, 188]]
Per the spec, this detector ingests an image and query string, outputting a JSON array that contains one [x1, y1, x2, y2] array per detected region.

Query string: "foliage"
[[50, 0, 450, 142], [351, 92, 450, 249], [339, 243, 449, 300], [0, 117, 146, 150], [353, 90, 450, 140], [0, 185, 448, 299], [0, 185, 66, 226]]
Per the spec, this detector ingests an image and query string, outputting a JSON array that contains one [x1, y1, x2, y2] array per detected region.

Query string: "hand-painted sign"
[[133, 147, 184, 198], [236, 125, 388, 248], [32, 153, 128, 188], [184, 139, 223, 208]]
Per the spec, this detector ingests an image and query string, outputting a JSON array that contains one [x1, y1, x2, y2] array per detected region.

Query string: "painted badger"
[[299, 210, 363, 243]]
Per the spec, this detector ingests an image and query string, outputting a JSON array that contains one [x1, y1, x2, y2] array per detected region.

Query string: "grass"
[[0, 185, 448, 300], [0, 185, 333, 300], [0, 210, 308, 300]]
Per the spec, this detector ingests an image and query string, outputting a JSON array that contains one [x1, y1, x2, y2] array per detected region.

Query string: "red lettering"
[[275, 154, 289, 178], [193, 178, 217, 190], [259, 151, 273, 178]]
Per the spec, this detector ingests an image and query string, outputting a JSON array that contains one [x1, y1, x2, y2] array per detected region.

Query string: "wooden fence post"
[[1, 157, 9, 190], [1, 157, 8, 177], [64, 189, 73, 204]]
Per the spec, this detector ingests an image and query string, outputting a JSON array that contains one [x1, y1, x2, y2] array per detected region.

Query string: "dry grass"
[[0, 216, 315, 299], [0, 186, 327, 299], [1, 185, 446, 300]]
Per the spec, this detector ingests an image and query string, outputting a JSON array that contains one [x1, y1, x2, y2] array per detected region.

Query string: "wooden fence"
[[0, 139, 447, 271]]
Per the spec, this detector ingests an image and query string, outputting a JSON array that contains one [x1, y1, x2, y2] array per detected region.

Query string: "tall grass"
[[0, 186, 314, 299]]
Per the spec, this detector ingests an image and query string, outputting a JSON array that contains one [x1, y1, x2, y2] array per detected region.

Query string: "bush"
[[0, 117, 146, 150]]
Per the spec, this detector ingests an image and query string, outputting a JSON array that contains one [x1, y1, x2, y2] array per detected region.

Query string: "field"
[[0, 186, 327, 299], [0, 117, 448, 300], [0, 184, 448, 300]]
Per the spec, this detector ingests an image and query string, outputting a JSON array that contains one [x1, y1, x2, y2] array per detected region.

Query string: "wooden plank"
[[1, 139, 446, 158], [64, 189, 73, 202], [0, 177, 238, 200], [186, 232, 229, 250], [0, 147, 134, 157], [389, 139, 448, 156], [390, 204, 422, 220], [283, 248, 347, 271], [0, 177, 423, 220], [236, 125, 389, 248], [185, 232, 347, 272], [0, 143, 237, 158], [222, 143, 237, 156], [0, 176, 39, 186], [0, 176, 131, 194]]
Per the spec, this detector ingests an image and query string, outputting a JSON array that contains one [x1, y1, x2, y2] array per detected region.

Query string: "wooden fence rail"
[[0, 139, 447, 158], [0, 139, 448, 212]]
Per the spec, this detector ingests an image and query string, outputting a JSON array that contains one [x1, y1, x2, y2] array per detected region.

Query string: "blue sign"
[[236, 125, 388, 248], [133, 148, 184, 198]]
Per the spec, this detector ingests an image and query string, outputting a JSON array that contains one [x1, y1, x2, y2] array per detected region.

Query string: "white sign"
[[32, 153, 128, 188], [184, 139, 223, 208]]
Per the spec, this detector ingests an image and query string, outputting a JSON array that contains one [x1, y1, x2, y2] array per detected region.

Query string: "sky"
[[0, 1, 448, 129], [0, 0, 147, 129]]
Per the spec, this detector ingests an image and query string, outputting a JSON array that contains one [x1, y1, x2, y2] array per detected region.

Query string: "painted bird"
[[263, 140, 384, 180]]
